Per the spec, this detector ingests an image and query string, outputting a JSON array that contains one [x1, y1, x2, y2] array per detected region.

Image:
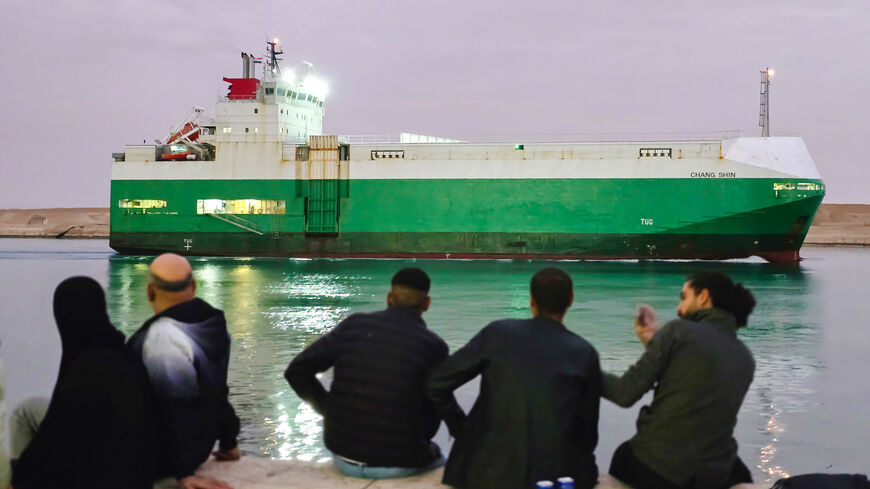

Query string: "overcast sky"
[[1, 0, 867, 207]]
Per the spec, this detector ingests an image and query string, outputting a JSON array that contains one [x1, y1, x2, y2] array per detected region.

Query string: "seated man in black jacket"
[[127, 253, 240, 489], [427, 267, 601, 489], [285, 267, 450, 479]]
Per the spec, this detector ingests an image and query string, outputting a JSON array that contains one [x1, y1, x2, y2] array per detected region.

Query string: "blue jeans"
[[332, 453, 446, 479]]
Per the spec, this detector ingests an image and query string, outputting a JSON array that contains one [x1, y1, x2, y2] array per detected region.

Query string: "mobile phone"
[[637, 303, 656, 327]]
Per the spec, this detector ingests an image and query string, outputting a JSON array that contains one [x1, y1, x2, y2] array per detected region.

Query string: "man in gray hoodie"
[[128, 253, 240, 489]]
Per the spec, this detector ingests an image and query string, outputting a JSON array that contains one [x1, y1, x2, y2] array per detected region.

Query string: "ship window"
[[277, 89, 286, 96], [265, 88, 275, 95], [639, 148, 672, 158], [254, 127, 258, 134], [307, 95, 313, 102], [227, 127, 232, 134], [297, 92, 307, 100], [254, 108, 258, 114], [773, 183, 796, 191], [245, 128, 249, 133], [288, 91, 294, 98], [197, 199, 286, 215], [797, 182, 821, 191], [371, 150, 405, 159], [119, 199, 167, 209]]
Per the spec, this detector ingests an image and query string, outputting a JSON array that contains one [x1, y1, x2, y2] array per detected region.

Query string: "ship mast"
[[759, 67, 774, 137], [265, 37, 284, 80]]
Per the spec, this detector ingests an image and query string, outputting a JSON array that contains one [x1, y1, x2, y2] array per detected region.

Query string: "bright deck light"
[[303, 76, 329, 98], [767, 68, 775, 77]]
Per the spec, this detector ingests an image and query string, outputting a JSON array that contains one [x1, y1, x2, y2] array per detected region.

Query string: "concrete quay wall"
[[152, 457, 767, 489]]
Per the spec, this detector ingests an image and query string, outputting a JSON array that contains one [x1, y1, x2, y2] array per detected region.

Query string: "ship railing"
[[338, 130, 800, 145], [207, 213, 264, 235]]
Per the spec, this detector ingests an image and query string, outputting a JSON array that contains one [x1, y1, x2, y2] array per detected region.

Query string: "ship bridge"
[[211, 40, 328, 164]]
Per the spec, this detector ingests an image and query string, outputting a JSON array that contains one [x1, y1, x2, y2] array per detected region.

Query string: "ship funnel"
[[241, 52, 249, 78], [248, 53, 257, 79]]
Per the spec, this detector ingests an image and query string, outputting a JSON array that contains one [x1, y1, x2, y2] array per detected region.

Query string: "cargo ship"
[[110, 41, 825, 263]]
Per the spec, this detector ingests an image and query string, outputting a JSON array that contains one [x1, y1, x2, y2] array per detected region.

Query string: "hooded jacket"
[[13, 277, 156, 489], [128, 297, 240, 479]]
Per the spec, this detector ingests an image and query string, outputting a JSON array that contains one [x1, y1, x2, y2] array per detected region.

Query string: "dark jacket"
[[285, 306, 450, 468], [603, 308, 755, 488], [14, 276, 156, 489], [427, 316, 601, 489], [128, 298, 240, 479]]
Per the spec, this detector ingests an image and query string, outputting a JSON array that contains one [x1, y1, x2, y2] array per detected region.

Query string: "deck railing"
[[337, 130, 800, 145]]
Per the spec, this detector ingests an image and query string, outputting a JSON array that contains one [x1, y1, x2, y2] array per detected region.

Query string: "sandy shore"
[[1, 205, 868, 245], [803, 204, 870, 246], [0, 207, 108, 238]]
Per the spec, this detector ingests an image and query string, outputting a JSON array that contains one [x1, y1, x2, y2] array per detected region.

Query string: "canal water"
[[1, 239, 867, 481]]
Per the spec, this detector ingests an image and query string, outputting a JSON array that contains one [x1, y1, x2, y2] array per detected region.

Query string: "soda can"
[[557, 477, 574, 489], [536, 481, 554, 489]]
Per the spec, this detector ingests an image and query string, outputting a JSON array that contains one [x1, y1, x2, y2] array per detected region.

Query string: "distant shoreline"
[[0, 207, 109, 238], [1, 204, 868, 246]]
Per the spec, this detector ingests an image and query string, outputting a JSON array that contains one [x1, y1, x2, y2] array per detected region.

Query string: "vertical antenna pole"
[[759, 67, 772, 137]]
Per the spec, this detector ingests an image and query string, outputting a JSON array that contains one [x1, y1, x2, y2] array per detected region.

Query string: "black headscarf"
[[53, 276, 125, 376]]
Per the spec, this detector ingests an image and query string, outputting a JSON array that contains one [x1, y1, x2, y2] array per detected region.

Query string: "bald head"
[[150, 253, 192, 282], [147, 253, 196, 314]]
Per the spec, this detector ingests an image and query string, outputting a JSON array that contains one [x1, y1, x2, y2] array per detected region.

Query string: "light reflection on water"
[[101, 255, 831, 482], [759, 405, 789, 480], [4, 240, 869, 482]]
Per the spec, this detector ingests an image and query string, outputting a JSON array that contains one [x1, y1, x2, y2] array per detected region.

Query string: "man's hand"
[[212, 445, 241, 461], [634, 304, 659, 348], [178, 475, 234, 489]]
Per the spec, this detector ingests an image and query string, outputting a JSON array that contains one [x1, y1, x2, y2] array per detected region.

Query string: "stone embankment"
[[0, 204, 868, 245], [0, 208, 108, 238], [803, 204, 870, 246], [154, 457, 766, 489]]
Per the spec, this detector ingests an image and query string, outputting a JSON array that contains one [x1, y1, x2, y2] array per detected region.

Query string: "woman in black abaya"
[[12, 276, 156, 489]]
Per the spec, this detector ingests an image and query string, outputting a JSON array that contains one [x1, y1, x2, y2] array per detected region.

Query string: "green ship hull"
[[109, 177, 824, 263]]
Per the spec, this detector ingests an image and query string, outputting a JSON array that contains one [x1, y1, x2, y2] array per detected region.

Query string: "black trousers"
[[609, 441, 753, 489]]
